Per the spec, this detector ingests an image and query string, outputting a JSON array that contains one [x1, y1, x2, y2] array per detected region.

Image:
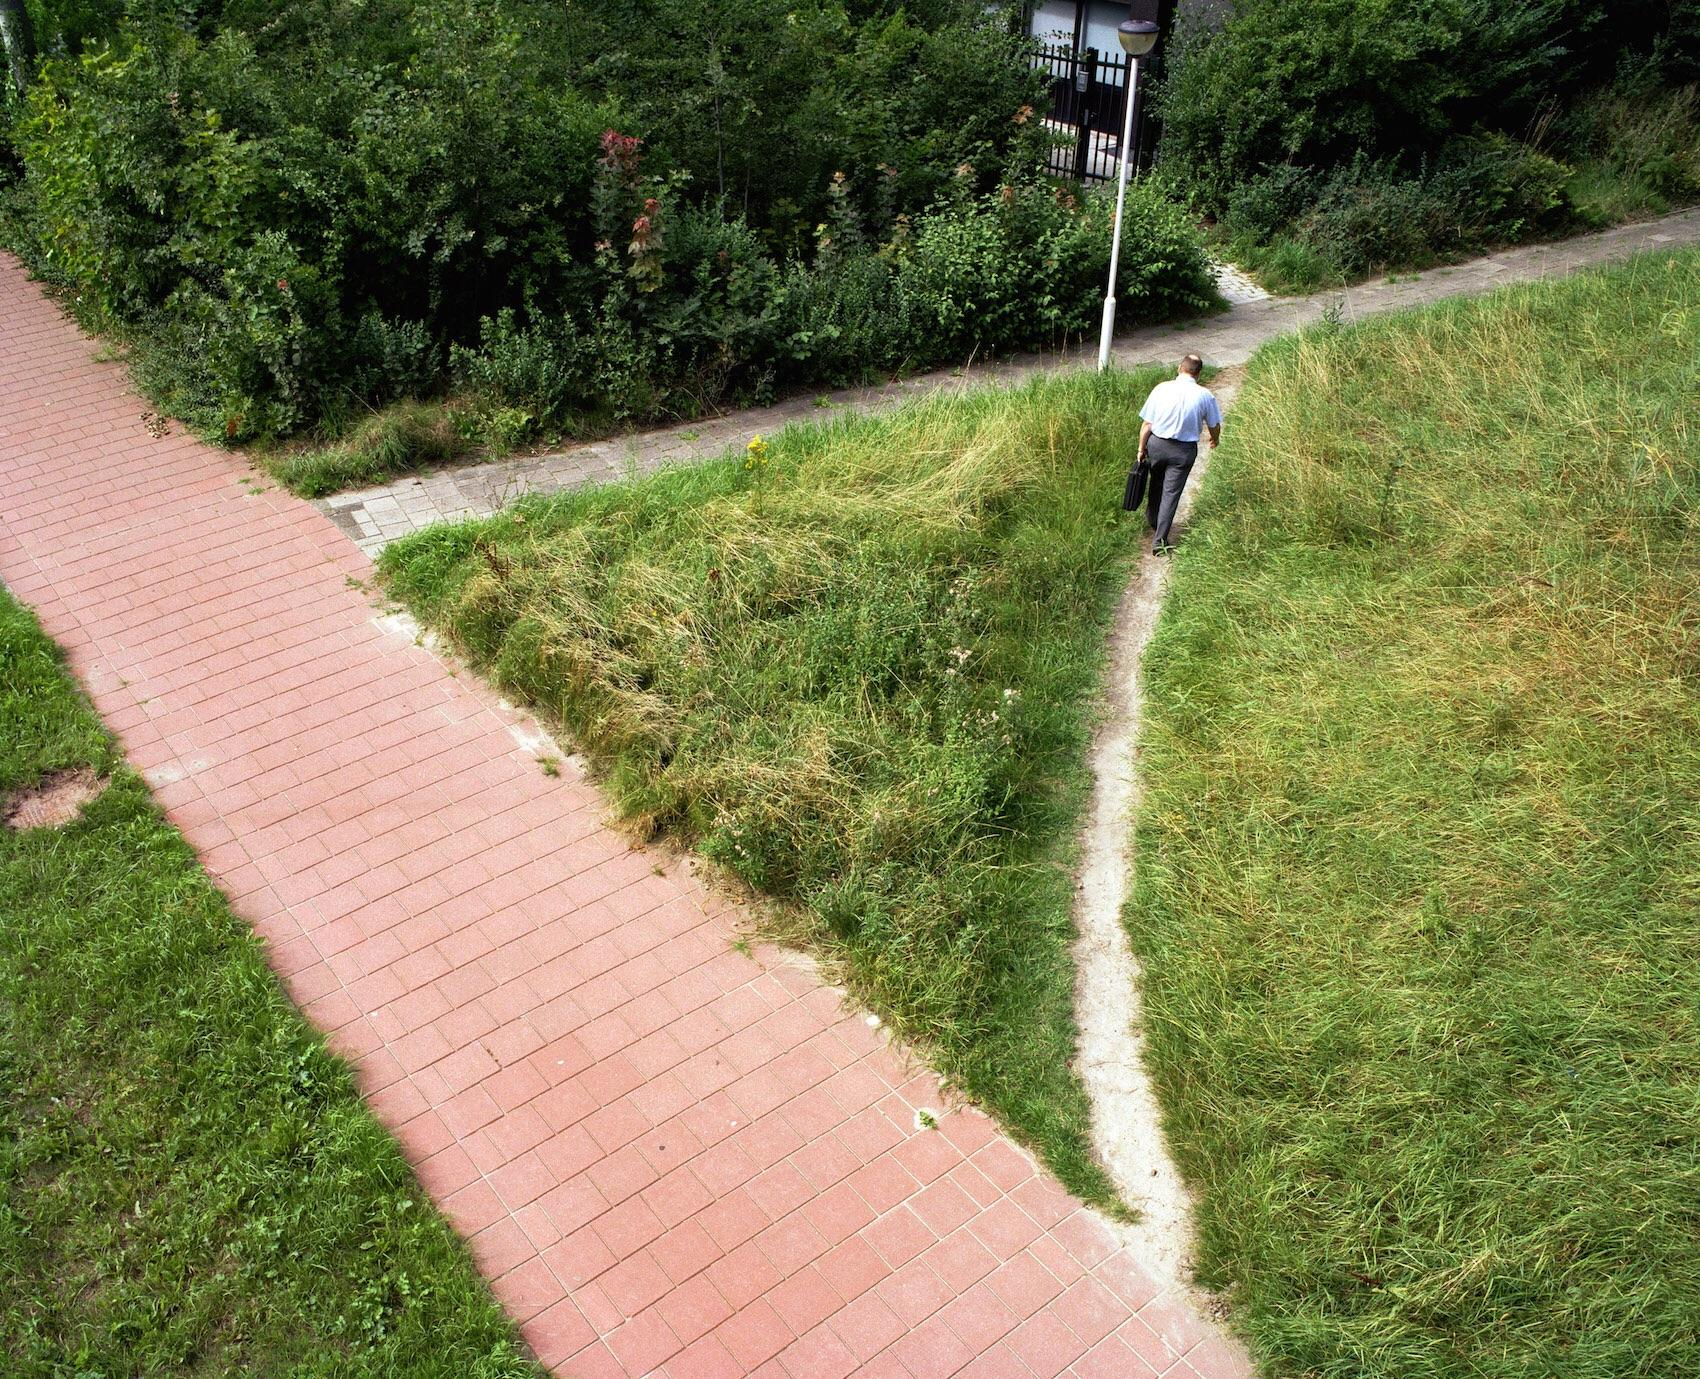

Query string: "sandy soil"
[[4, 767, 107, 830]]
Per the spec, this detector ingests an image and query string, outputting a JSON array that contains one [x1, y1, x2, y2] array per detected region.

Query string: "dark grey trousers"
[[1145, 435, 1198, 546]]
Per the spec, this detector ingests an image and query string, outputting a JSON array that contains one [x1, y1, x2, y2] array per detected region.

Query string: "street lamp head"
[[1117, 19, 1160, 58]]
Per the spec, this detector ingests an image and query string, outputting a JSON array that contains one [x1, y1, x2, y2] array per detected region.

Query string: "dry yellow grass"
[[1135, 249, 1700, 1377]]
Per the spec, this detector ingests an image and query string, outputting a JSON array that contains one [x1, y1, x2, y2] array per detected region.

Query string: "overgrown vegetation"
[[1134, 250, 1700, 1376], [265, 400, 473, 499], [0, 589, 538, 1377], [1158, 0, 1700, 290], [0, 0, 1213, 461], [265, 175, 1210, 495], [380, 368, 1168, 1206]]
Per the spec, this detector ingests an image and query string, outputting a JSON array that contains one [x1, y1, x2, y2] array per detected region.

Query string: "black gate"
[[1030, 42, 1142, 184]]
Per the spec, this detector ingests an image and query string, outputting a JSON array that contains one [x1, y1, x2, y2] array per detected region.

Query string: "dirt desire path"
[[323, 208, 1700, 556], [1069, 370, 1240, 1300], [1, 254, 1252, 1377]]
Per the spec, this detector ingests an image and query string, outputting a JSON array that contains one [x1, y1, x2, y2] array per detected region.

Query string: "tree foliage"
[[1159, 0, 1699, 209], [2, 0, 1208, 444]]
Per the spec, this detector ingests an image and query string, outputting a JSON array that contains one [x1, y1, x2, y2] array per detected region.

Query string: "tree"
[[1, 0, 37, 97]]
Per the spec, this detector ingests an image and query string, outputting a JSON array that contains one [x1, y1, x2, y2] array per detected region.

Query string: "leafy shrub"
[[1559, 74, 1700, 218], [439, 178, 1215, 450], [1222, 164, 1322, 245], [1161, 0, 1695, 283], [344, 312, 442, 405], [1429, 133, 1571, 245], [1223, 139, 1575, 289], [450, 310, 592, 429], [8, 0, 612, 435], [905, 180, 1214, 352], [775, 251, 914, 385], [1159, 0, 1681, 216], [3, 0, 1078, 447], [649, 204, 786, 403], [568, 0, 1045, 234], [159, 231, 334, 439]]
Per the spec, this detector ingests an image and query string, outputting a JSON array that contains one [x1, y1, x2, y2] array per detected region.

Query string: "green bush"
[[345, 312, 442, 405], [450, 310, 594, 429], [1159, 0, 1686, 216], [900, 179, 1213, 354], [4, 0, 1104, 447], [1300, 140, 1571, 276], [1559, 73, 1700, 220], [1223, 138, 1575, 289], [775, 251, 914, 385], [1160, 0, 1697, 283]]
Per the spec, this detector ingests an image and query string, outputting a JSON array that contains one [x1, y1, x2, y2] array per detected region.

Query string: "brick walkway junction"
[[8, 210, 1696, 1376], [1, 253, 1252, 1377]]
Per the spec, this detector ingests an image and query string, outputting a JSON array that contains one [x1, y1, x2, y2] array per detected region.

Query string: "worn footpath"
[[0, 255, 1251, 1378]]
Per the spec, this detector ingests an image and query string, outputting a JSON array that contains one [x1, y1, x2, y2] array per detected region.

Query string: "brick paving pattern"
[[1, 250, 1254, 1377], [321, 207, 1700, 556]]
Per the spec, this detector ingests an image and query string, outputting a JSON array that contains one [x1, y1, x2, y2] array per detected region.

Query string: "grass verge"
[[380, 369, 1164, 1208], [0, 590, 539, 1377], [1134, 249, 1700, 1376]]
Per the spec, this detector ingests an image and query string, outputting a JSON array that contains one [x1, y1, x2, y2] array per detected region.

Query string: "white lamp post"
[[1097, 18, 1160, 371]]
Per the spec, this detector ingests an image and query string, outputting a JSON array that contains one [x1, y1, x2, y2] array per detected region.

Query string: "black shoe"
[[1152, 541, 1171, 556]]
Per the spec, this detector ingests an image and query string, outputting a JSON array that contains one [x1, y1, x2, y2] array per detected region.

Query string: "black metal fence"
[[1029, 41, 1144, 184]]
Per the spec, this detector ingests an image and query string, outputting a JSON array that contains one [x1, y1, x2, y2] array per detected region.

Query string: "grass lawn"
[[0, 591, 539, 1377], [1135, 250, 1700, 1376], [380, 369, 1163, 1208]]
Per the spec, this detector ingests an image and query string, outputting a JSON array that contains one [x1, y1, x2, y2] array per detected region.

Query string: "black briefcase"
[[1122, 458, 1150, 512]]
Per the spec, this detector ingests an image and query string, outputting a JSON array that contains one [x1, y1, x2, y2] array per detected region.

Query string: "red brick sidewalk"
[[0, 254, 1253, 1379]]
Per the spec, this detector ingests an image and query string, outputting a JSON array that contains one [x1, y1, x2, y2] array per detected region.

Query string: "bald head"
[[1179, 354, 1204, 377]]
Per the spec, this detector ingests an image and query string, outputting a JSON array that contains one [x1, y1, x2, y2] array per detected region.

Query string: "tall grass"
[[381, 369, 1166, 1206], [1135, 250, 1700, 1376], [1563, 82, 1700, 226]]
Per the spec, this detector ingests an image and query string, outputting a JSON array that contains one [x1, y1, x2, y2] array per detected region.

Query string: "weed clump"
[[267, 402, 471, 497]]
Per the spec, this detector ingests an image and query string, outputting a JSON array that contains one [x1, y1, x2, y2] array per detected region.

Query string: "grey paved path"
[[321, 208, 1700, 555]]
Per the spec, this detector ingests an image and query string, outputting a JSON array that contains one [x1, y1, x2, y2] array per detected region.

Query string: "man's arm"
[[1206, 421, 1221, 450], [1138, 419, 1153, 460]]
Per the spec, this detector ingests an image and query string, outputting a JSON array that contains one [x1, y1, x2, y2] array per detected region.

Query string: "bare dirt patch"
[[3, 769, 108, 831]]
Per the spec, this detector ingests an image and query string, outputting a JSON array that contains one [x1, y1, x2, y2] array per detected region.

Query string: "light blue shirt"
[[1139, 375, 1222, 443]]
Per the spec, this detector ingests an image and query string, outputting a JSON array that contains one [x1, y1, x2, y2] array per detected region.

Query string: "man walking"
[[1136, 354, 1221, 555]]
